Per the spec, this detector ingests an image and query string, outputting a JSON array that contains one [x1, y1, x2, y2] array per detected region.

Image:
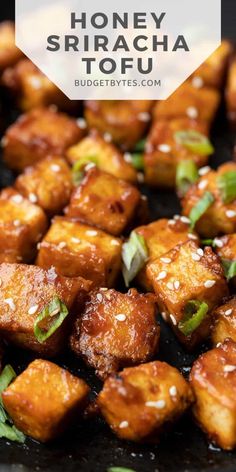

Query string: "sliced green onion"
[[174, 130, 214, 156], [0, 365, 16, 395], [131, 153, 144, 171], [107, 468, 136, 472], [201, 239, 214, 246], [178, 300, 209, 337], [34, 297, 68, 343], [189, 191, 214, 229], [222, 259, 236, 281], [72, 156, 98, 185], [0, 423, 25, 443], [176, 160, 198, 196], [134, 138, 146, 152], [0, 365, 25, 443], [217, 171, 236, 204], [122, 231, 148, 287]]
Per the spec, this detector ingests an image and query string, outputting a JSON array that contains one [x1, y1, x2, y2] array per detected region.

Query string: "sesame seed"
[[188, 233, 198, 240], [192, 76, 204, 89], [28, 305, 39, 315], [103, 132, 112, 142], [168, 219, 176, 225], [174, 215, 180, 220], [115, 314, 126, 322], [1, 137, 8, 147], [123, 152, 132, 163], [37, 243, 41, 250], [216, 342, 222, 348], [180, 216, 190, 224], [197, 248, 204, 257], [58, 242, 67, 249], [156, 271, 167, 281], [138, 112, 151, 122], [186, 106, 199, 119], [29, 193, 38, 203], [119, 421, 129, 429], [145, 400, 166, 409], [198, 180, 207, 190], [214, 238, 224, 248], [51, 164, 60, 172], [13, 219, 21, 227], [29, 76, 41, 89], [167, 282, 174, 290], [96, 293, 103, 302], [71, 237, 81, 244], [111, 240, 120, 246], [170, 314, 177, 326], [223, 365, 236, 373], [77, 118, 87, 129], [100, 287, 108, 291], [225, 309, 233, 316], [174, 280, 180, 290], [85, 163, 96, 172], [198, 166, 210, 176], [11, 195, 23, 204], [158, 144, 171, 153], [4, 298, 16, 311], [161, 312, 167, 321], [226, 210, 236, 218], [137, 172, 144, 183], [160, 257, 171, 264], [204, 280, 216, 288], [169, 385, 177, 397], [192, 253, 201, 262], [86, 230, 98, 236]]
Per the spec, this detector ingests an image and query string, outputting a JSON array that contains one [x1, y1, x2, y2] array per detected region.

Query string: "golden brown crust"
[[0, 22, 23, 72]]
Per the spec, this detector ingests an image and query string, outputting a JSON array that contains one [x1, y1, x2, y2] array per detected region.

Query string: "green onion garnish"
[[201, 239, 214, 246], [134, 138, 146, 152], [189, 191, 214, 229], [122, 231, 148, 287], [178, 300, 209, 336], [217, 171, 236, 204], [174, 130, 214, 156], [222, 259, 236, 281], [176, 160, 198, 196], [72, 156, 98, 185], [107, 468, 136, 472], [0, 365, 25, 443], [131, 153, 144, 171], [34, 297, 69, 343]]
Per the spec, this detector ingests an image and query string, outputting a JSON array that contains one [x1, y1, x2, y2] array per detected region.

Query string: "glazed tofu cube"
[[211, 297, 236, 346], [214, 234, 236, 286], [144, 118, 210, 188], [182, 162, 236, 237], [2, 359, 90, 442], [0, 263, 91, 356], [36, 217, 122, 287], [70, 288, 159, 379], [226, 57, 236, 125], [0, 187, 47, 263], [190, 339, 236, 450], [98, 361, 193, 441], [2, 58, 79, 112], [147, 240, 228, 349], [3, 107, 84, 172], [15, 156, 73, 216], [66, 130, 137, 184], [65, 167, 141, 236], [84, 100, 153, 150], [0, 22, 23, 72], [190, 41, 233, 89], [153, 83, 220, 126]]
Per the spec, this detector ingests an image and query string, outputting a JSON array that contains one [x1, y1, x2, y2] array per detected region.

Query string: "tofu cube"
[[211, 297, 236, 346], [190, 339, 236, 450], [2, 58, 79, 112], [0, 263, 91, 356], [98, 361, 193, 441], [65, 167, 141, 236], [36, 217, 122, 287], [147, 240, 228, 349], [153, 83, 220, 126], [226, 57, 236, 125], [3, 107, 84, 172], [182, 162, 236, 237], [0, 187, 47, 263], [144, 118, 210, 187], [70, 288, 159, 379], [15, 156, 73, 216], [84, 100, 153, 150], [135, 218, 199, 291], [66, 130, 138, 184], [2, 359, 90, 442], [0, 22, 23, 72]]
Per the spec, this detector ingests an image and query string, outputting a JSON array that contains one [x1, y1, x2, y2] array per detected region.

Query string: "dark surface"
[[0, 2, 236, 472]]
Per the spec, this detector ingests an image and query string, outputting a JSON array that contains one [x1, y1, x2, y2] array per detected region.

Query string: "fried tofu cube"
[[190, 339, 236, 450], [2, 359, 90, 442], [182, 162, 236, 237], [0, 22, 23, 72], [144, 118, 210, 187], [226, 57, 236, 125], [153, 83, 220, 126], [211, 297, 236, 346], [0, 263, 90, 356], [190, 41, 233, 89], [66, 130, 137, 184], [3, 107, 84, 172], [147, 240, 228, 349], [70, 288, 159, 379], [65, 167, 141, 236], [135, 218, 199, 291], [0, 187, 47, 263], [98, 361, 193, 441], [84, 100, 153, 150], [15, 156, 73, 216], [2, 59, 79, 112], [36, 217, 122, 287]]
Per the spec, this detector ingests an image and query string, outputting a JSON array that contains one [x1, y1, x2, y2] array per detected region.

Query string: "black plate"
[[0, 2, 236, 471]]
